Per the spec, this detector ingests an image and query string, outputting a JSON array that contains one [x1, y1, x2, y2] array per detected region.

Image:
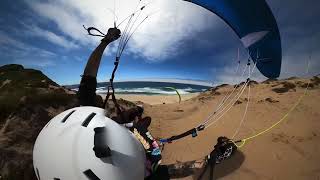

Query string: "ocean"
[[68, 81, 211, 95]]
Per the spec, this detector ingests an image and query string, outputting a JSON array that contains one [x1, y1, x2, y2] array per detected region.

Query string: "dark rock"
[[248, 80, 258, 85], [258, 97, 280, 103], [234, 84, 240, 89], [239, 81, 246, 86], [265, 97, 279, 103], [174, 109, 184, 112], [272, 82, 296, 93], [234, 80, 258, 88]]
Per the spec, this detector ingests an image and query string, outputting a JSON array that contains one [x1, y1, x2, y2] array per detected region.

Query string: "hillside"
[[0, 64, 79, 180]]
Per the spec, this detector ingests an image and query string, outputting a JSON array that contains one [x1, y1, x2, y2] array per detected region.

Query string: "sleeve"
[[78, 75, 97, 106]]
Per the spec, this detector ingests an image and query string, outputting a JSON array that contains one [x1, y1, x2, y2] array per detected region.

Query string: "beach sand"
[[102, 78, 320, 180], [100, 93, 200, 105]]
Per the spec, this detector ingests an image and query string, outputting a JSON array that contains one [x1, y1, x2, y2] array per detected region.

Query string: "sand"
[[100, 93, 199, 105], [102, 78, 320, 180]]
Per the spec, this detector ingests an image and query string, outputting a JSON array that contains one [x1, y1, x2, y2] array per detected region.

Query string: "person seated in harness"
[[132, 115, 162, 177], [78, 26, 163, 179], [121, 106, 162, 178]]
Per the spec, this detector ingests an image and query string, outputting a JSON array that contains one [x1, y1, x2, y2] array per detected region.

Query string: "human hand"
[[103, 27, 121, 42]]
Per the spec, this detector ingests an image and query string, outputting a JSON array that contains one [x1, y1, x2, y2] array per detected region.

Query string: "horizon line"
[[64, 78, 215, 87]]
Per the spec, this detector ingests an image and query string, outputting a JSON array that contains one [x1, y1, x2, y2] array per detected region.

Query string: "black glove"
[[103, 27, 121, 42]]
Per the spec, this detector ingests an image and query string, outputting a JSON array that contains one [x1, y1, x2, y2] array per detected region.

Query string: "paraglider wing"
[[184, 0, 282, 78], [165, 87, 182, 103]]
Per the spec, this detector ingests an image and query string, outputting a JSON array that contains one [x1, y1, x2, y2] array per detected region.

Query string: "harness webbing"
[[103, 57, 123, 116]]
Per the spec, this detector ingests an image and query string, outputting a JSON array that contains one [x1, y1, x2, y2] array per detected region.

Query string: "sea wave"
[[95, 87, 199, 95], [71, 84, 207, 95]]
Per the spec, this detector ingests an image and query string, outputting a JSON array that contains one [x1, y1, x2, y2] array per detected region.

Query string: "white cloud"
[[25, 25, 80, 50], [25, 1, 92, 44], [26, 0, 215, 61], [0, 31, 56, 67], [213, 51, 320, 85], [212, 63, 267, 85], [125, 0, 215, 61]]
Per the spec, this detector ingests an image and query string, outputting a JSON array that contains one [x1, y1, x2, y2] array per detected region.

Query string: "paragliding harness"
[[132, 117, 163, 177], [159, 130, 238, 179], [197, 137, 237, 180], [213, 137, 237, 164]]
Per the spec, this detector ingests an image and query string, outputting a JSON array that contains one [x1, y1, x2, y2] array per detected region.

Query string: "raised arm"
[[78, 28, 121, 106], [83, 28, 121, 77]]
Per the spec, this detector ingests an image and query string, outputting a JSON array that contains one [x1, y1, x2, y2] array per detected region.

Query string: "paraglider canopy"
[[184, 0, 282, 78], [165, 87, 182, 103]]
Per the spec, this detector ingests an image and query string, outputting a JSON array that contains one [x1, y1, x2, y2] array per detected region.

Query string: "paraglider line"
[[201, 62, 248, 126], [205, 61, 258, 129], [233, 59, 311, 148], [232, 66, 252, 139]]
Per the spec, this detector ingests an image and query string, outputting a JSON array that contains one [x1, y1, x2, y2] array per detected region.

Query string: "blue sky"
[[0, 0, 319, 85]]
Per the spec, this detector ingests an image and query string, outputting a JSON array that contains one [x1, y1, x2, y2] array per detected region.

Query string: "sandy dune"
[[105, 78, 320, 180]]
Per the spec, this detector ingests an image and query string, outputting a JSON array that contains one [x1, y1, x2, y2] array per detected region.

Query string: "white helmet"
[[33, 106, 146, 180]]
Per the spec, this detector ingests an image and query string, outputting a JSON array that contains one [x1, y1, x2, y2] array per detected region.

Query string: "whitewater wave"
[[95, 87, 199, 95]]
